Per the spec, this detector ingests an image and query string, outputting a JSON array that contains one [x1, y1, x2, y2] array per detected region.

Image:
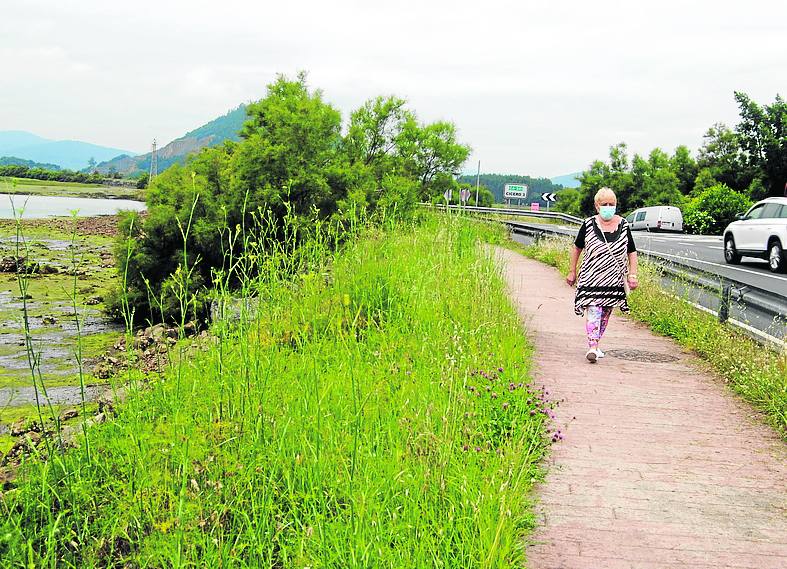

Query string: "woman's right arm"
[[566, 246, 581, 286]]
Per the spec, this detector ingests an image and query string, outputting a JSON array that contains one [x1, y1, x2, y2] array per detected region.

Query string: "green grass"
[[7, 178, 104, 189], [2, 177, 142, 200], [515, 235, 787, 438], [0, 214, 552, 567]]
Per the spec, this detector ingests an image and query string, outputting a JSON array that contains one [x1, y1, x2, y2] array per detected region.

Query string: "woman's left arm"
[[627, 251, 639, 290]]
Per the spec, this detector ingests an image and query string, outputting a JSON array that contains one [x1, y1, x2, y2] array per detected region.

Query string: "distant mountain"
[[550, 172, 582, 188], [0, 131, 136, 171], [96, 105, 248, 176], [0, 131, 50, 153], [457, 173, 563, 204], [0, 156, 61, 170]]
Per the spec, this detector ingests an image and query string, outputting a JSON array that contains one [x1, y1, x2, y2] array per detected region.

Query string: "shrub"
[[682, 183, 752, 235]]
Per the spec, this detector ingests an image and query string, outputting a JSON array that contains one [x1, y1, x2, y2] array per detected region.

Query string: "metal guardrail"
[[504, 220, 787, 348], [419, 203, 584, 225]]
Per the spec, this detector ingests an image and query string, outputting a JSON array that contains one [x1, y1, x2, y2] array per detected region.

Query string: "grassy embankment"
[[515, 235, 787, 438], [0, 219, 122, 453], [1, 177, 142, 200], [0, 214, 552, 567]]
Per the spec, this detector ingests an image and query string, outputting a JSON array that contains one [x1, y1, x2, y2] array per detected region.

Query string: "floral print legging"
[[585, 305, 613, 349]]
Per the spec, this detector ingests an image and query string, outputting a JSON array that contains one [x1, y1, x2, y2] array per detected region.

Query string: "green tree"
[[110, 73, 470, 322], [233, 72, 343, 219], [692, 168, 718, 195], [136, 172, 150, 189], [345, 96, 412, 171], [553, 188, 582, 216], [670, 145, 698, 195], [697, 122, 753, 192], [734, 92, 787, 197], [398, 119, 470, 199]]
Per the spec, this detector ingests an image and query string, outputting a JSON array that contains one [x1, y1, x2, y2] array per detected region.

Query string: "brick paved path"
[[498, 248, 787, 569]]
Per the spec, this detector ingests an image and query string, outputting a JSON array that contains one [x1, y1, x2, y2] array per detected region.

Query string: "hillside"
[[0, 156, 61, 170], [0, 131, 135, 171], [550, 172, 582, 188], [96, 105, 247, 176], [457, 173, 563, 204]]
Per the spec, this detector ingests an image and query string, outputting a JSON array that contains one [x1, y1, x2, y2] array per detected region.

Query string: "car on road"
[[722, 197, 787, 273], [625, 206, 684, 232]]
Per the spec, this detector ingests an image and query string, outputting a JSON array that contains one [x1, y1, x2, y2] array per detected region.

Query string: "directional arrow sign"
[[541, 192, 557, 202]]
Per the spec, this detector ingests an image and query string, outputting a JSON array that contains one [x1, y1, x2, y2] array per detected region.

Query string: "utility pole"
[[475, 160, 480, 206], [149, 139, 158, 180]]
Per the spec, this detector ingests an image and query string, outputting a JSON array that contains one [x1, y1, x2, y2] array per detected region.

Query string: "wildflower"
[[474, 446, 481, 452], [502, 402, 510, 410], [462, 444, 469, 451], [490, 392, 498, 399], [498, 367, 504, 373]]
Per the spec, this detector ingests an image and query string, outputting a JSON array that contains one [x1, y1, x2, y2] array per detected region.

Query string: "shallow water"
[[0, 193, 146, 219], [0, 384, 108, 408]]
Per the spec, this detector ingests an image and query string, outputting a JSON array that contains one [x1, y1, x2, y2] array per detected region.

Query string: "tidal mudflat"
[[0, 216, 123, 451]]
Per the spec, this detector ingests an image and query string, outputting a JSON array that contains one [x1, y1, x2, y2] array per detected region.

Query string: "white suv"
[[723, 197, 787, 273]]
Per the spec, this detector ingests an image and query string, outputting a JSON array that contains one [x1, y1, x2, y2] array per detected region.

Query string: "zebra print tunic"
[[574, 217, 632, 316]]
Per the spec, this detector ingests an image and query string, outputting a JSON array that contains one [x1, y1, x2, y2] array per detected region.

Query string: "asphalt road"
[[631, 231, 787, 297], [523, 223, 787, 297]]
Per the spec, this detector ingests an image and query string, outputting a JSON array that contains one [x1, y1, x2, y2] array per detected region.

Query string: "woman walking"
[[566, 187, 639, 363]]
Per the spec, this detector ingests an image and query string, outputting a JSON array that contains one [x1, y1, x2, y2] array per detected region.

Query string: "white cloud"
[[1, 0, 785, 174]]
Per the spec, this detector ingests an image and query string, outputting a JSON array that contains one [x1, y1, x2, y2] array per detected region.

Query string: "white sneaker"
[[586, 349, 597, 363], [597, 349, 605, 359]]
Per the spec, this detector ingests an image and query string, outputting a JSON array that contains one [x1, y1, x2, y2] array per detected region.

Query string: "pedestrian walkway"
[[497, 248, 787, 569]]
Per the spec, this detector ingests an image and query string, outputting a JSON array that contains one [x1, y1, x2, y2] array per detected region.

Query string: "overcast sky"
[[2, 0, 785, 177]]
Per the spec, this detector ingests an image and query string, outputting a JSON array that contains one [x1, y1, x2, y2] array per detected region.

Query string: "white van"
[[625, 206, 683, 232]]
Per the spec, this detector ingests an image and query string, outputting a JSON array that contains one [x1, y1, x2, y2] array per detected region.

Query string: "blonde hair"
[[594, 187, 617, 205]]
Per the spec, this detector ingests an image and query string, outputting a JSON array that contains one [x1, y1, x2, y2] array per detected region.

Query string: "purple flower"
[[498, 367, 504, 373], [474, 446, 481, 452], [462, 444, 469, 451]]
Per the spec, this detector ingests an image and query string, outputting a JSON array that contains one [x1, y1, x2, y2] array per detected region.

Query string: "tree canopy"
[[110, 73, 472, 322], [559, 92, 786, 224]]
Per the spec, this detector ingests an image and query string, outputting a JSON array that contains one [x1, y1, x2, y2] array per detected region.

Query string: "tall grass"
[[0, 213, 550, 567], [517, 235, 787, 437]]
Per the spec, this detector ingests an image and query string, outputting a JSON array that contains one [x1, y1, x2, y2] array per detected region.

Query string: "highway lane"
[[632, 232, 787, 297], [523, 223, 787, 298]]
